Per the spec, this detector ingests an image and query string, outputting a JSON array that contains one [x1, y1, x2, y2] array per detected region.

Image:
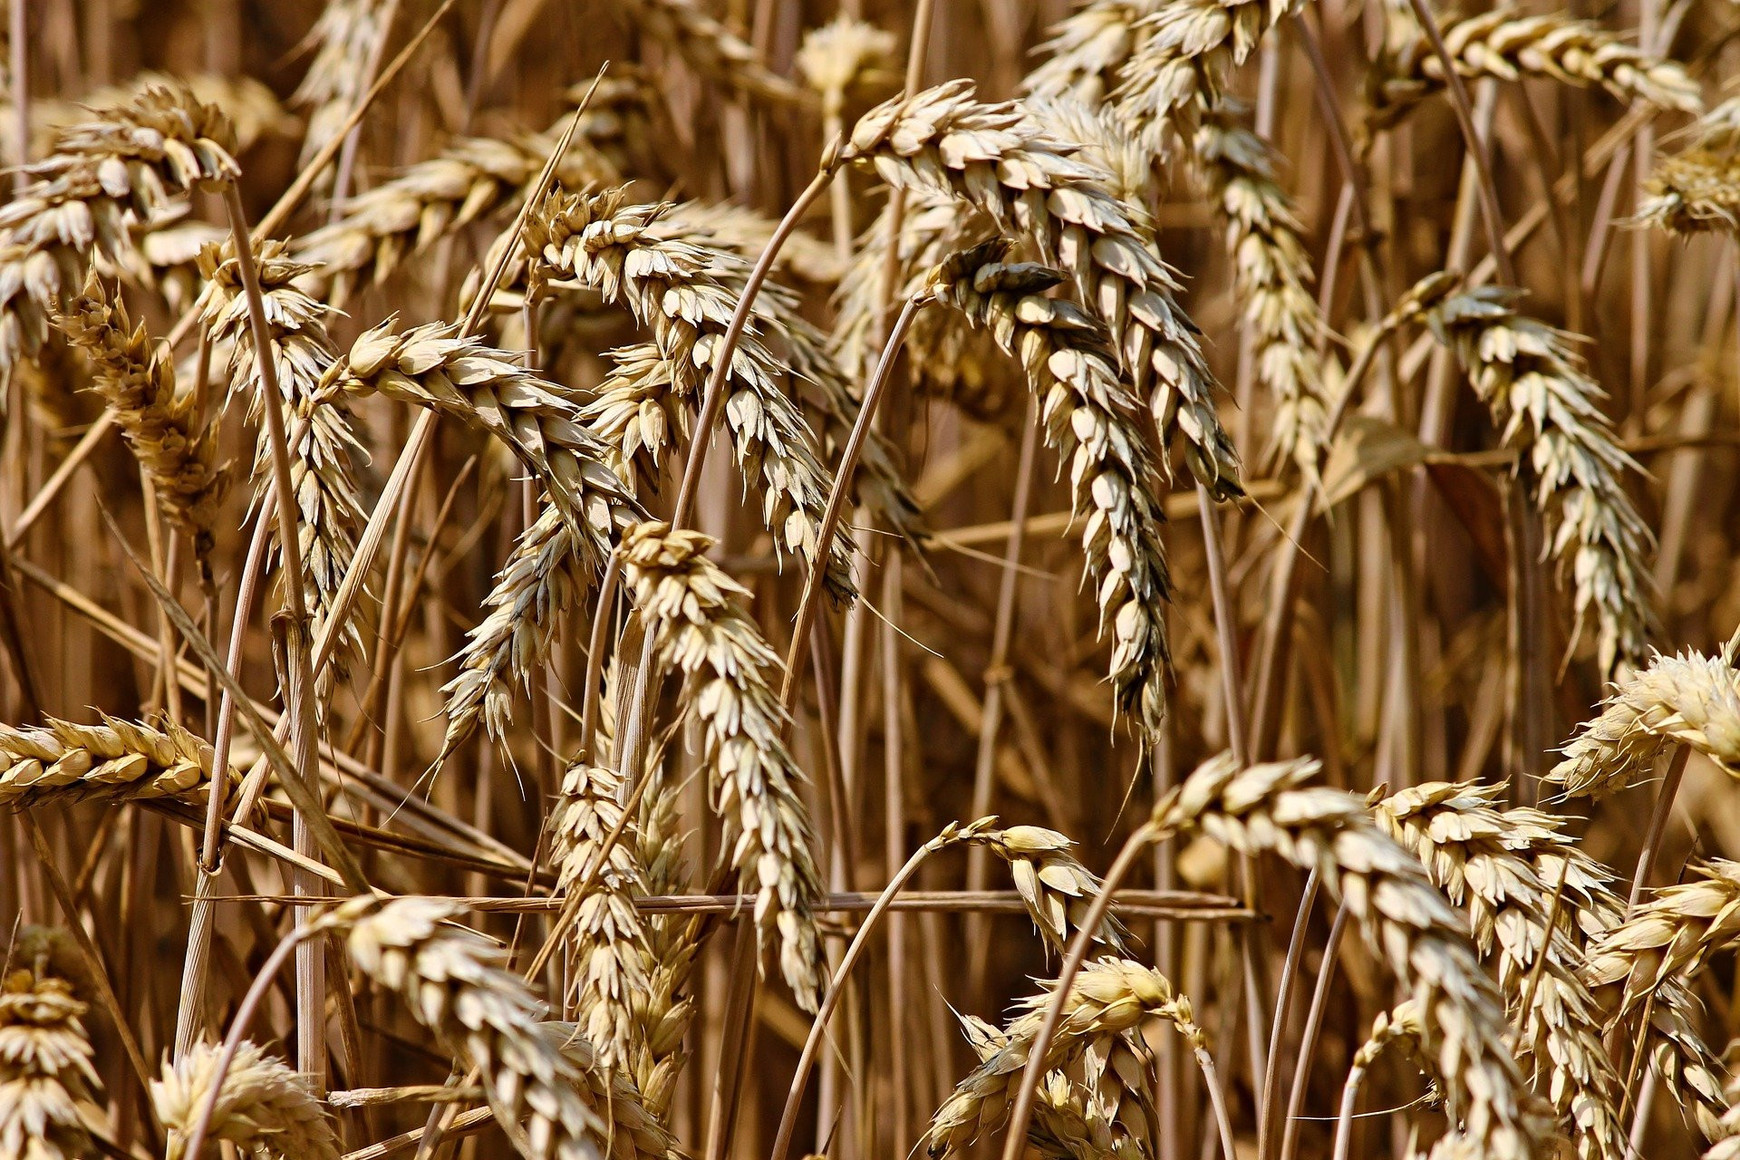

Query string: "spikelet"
[[1547, 650, 1740, 799], [153, 1040, 339, 1160], [0, 85, 238, 384], [1422, 288, 1655, 676], [324, 321, 645, 752], [932, 241, 1173, 739], [549, 761, 654, 1070], [526, 187, 858, 599], [0, 715, 226, 810], [1373, 781, 1624, 1160], [619, 521, 825, 1010], [201, 242, 369, 682], [0, 969, 102, 1160], [1153, 754, 1550, 1160], [613, 0, 803, 102], [291, 0, 395, 172], [1371, 8, 1702, 126], [57, 276, 226, 553], [838, 80, 1243, 498]]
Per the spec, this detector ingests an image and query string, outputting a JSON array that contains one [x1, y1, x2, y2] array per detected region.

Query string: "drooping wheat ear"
[[56, 72, 297, 155], [1370, 8, 1702, 127], [969, 824, 1130, 954], [839, 81, 1244, 498], [0, 715, 229, 810], [326, 321, 645, 752], [626, 740, 697, 1118], [0, 84, 237, 383], [933, 241, 1173, 739], [57, 277, 226, 554], [548, 761, 654, 1071], [957, 1012, 1111, 1160], [291, 0, 394, 172], [533, 1021, 683, 1160], [619, 521, 826, 1011], [153, 1040, 339, 1160], [923, 959, 1204, 1160], [1022, 0, 1165, 103], [0, 970, 101, 1160], [613, 0, 802, 102], [1635, 98, 1740, 235], [1154, 754, 1551, 1160], [289, 97, 629, 308], [1423, 288, 1655, 677], [330, 894, 664, 1160], [201, 242, 369, 682], [795, 15, 898, 119], [1373, 780, 1624, 1160], [527, 187, 858, 599], [1546, 650, 1740, 799]]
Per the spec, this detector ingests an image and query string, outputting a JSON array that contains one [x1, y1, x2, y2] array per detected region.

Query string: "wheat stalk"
[[1373, 780, 1625, 1160], [839, 80, 1243, 499], [0, 715, 227, 810], [57, 275, 226, 554], [153, 1039, 339, 1160], [1546, 649, 1740, 799], [1422, 288, 1656, 676], [201, 241, 369, 682], [0, 969, 102, 1160], [1152, 754, 1551, 1160], [619, 520, 826, 1010], [1371, 8, 1702, 126], [932, 241, 1173, 738], [0, 84, 238, 384]]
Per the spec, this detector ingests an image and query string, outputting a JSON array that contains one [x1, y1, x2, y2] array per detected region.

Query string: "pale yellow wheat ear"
[[838, 80, 1244, 500], [0, 715, 230, 810], [0, 969, 103, 1160], [1373, 781, 1624, 1160], [291, 0, 394, 173], [1635, 97, 1740, 235], [795, 15, 898, 118], [1546, 649, 1740, 799], [0, 84, 238, 387], [1023, 0, 1164, 103], [932, 240, 1173, 741], [55, 72, 297, 154], [1153, 754, 1552, 1160], [533, 1022, 683, 1160], [612, 0, 803, 102], [201, 241, 370, 683], [1370, 7, 1702, 127], [619, 520, 826, 1010], [153, 1039, 338, 1160], [57, 275, 227, 557], [1422, 288, 1656, 677]]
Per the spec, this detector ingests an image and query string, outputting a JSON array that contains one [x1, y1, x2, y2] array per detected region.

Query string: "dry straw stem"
[[1152, 754, 1551, 1160], [201, 242, 369, 681], [1423, 288, 1656, 676], [0, 714, 229, 809], [1546, 649, 1740, 799], [153, 1039, 339, 1160], [838, 80, 1243, 499], [1373, 780, 1625, 1160], [331, 895, 675, 1160], [0, 969, 103, 1160], [1371, 7, 1702, 126], [291, 0, 395, 170], [327, 320, 645, 751], [549, 760, 654, 1071], [0, 84, 238, 384], [619, 521, 826, 1010], [932, 241, 1173, 738], [57, 276, 226, 551], [526, 186, 859, 599]]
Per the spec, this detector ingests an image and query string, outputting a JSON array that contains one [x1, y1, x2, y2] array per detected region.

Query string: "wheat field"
[[6, 0, 1740, 1158]]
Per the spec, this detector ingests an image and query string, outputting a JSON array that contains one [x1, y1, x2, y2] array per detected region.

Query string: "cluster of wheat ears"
[[13, 0, 1740, 1158]]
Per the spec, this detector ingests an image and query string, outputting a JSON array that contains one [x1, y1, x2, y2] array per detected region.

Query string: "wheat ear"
[[0, 85, 237, 383], [1546, 649, 1740, 799], [1373, 780, 1625, 1160], [56, 72, 295, 154], [839, 81, 1243, 498], [1153, 754, 1551, 1160], [201, 241, 370, 682], [154, 1039, 339, 1160], [612, 0, 802, 101], [1635, 97, 1740, 235], [933, 241, 1173, 739], [1423, 288, 1656, 676], [0, 969, 102, 1160], [620, 521, 826, 1010], [291, 0, 395, 172], [625, 738, 697, 1118], [0, 715, 227, 810]]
